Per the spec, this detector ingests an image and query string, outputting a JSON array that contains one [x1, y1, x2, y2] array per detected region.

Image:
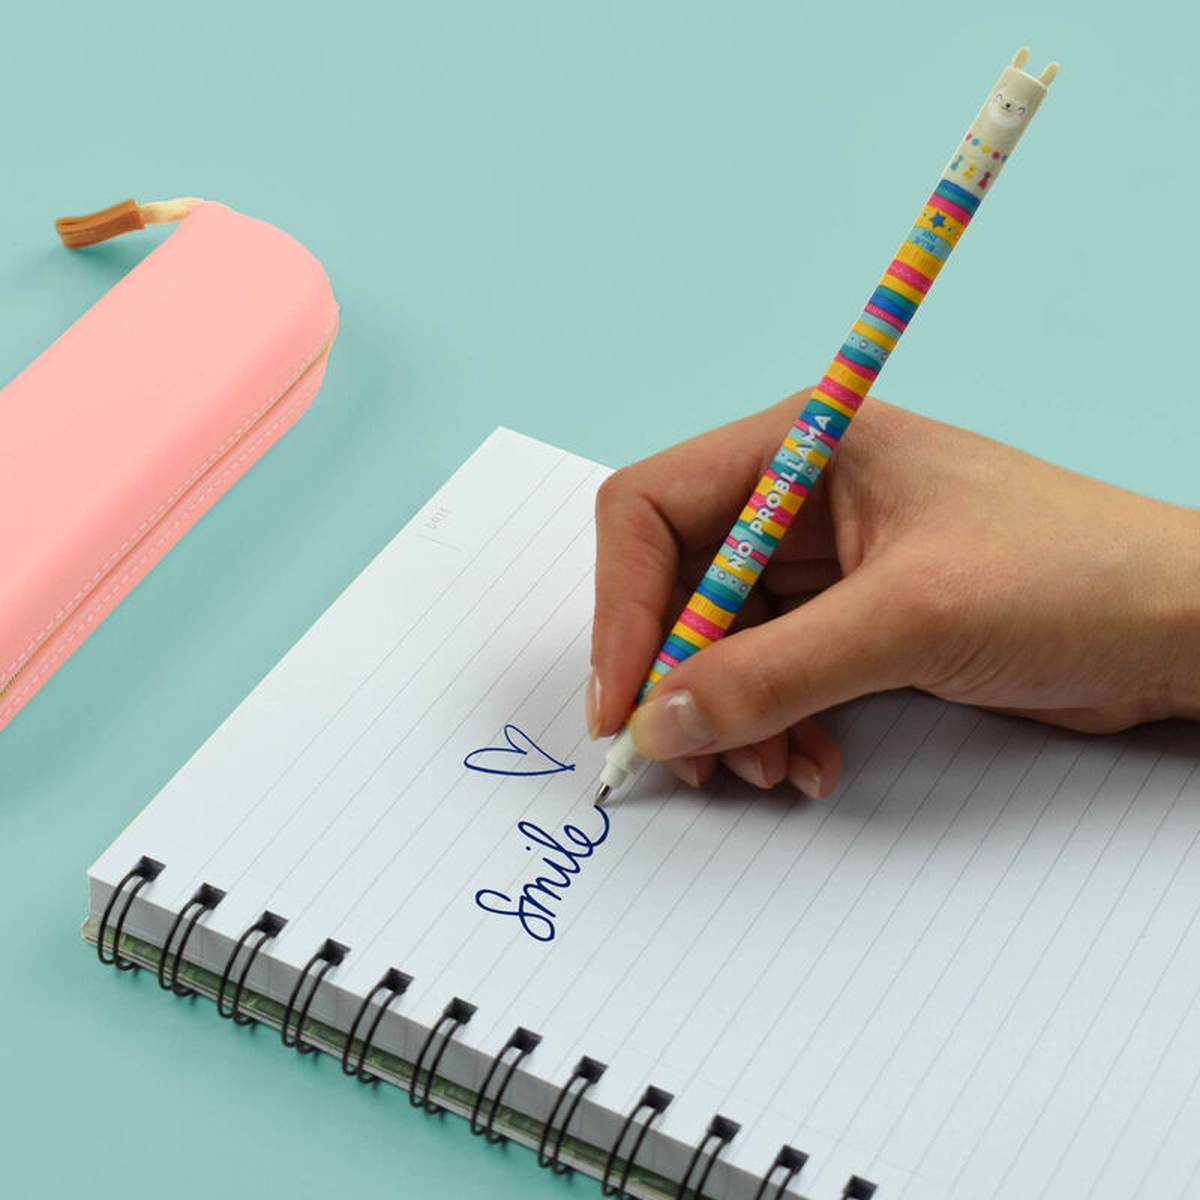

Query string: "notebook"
[[85, 428, 1200, 1200]]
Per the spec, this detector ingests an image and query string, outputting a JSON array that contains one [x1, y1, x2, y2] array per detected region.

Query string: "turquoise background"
[[2, 2, 1195, 1196]]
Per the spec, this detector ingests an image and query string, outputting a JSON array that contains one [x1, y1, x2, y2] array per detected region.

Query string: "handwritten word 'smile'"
[[474, 805, 611, 942]]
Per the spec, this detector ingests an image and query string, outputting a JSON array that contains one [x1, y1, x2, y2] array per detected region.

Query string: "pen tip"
[[594, 783, 612, 806]]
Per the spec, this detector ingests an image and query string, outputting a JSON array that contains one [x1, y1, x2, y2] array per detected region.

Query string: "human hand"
[[588, 394, 1200, 796]]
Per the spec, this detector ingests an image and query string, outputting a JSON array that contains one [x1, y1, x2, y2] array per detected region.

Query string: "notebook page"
[[89, 429, 1200, 1200]]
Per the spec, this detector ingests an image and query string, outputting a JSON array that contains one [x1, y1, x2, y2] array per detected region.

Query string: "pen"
[[596, 46, 1058, 803]]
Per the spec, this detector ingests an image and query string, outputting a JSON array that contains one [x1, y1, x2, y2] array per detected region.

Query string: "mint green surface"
[[1, 3, 1195, 1198]]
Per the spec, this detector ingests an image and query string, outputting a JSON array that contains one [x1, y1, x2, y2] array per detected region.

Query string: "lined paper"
[[90, 428, 1200, 1200]]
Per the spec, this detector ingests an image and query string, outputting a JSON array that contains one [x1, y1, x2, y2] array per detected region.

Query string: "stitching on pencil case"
[[0, 381, 319, 723], [0, 388, 314, 720], [1, 320, 337, 685]]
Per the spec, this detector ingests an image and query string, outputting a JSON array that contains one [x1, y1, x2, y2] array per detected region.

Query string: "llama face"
[[988, 89, 1028, 129]]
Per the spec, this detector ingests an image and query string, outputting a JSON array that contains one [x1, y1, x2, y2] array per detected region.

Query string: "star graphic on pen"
[[929, 212, 947, 229]]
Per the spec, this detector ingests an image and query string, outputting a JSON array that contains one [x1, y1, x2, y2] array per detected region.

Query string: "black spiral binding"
[[216, 911, 288, 1025], [677, 1114, 741, 1200], [537, 1055, 607, 1174], [341, 967, 412, 1084], [280, 938, 349, 1054], [157, 883, 225, 996], [96, 855, 165, 970], [752, 1145, 810, 1200], [409, 997, 476, 1112], [600, 1085, 673, 1199], [96, 870, 882, 1198], [469, 1026, 542, 1143]]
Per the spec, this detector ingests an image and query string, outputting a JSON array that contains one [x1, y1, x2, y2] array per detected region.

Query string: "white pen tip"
[[594, 783, 612, 806]]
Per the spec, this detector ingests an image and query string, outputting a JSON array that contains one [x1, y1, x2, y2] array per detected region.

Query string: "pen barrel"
[[636, 51, 1054, 704]]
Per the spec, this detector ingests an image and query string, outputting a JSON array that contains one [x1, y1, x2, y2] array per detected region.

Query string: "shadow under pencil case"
[[0, 198, 339, 733]]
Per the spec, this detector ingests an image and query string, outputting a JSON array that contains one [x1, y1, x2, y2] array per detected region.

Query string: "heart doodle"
[[463, 724, 576, 778]]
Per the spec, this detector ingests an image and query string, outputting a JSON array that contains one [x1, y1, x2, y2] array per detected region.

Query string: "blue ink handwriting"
[[464, 724, 576, 778], [474, 805, 611, 942]]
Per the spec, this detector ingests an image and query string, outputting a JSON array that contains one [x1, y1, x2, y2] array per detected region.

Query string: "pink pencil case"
[[0, 198, 338, 733]]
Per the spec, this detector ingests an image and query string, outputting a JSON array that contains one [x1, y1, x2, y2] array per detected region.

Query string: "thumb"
[[629, 561, 913, 759]]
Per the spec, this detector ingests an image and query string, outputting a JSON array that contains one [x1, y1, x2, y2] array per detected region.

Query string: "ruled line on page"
[[898, 740, 1170, 1196], [810, 736, 1090, 1180], [878, 739, 1147, 1190], [1129, 994, 1200, 1200], [789, 724, 1051, 1139], [967, 754, 1200, 1200], [1026, 767, 1200, 1199], [848, 739, 1110, 1190], [750, 716, 1008, 1122]]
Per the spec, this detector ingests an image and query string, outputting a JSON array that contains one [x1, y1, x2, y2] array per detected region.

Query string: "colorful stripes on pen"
[[638, 174, 981, 699]]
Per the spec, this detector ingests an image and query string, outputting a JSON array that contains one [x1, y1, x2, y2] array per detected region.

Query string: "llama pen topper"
[[947, 47, 1058, 197]]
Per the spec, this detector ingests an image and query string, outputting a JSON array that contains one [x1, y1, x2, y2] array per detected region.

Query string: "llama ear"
[[1039, 61, 1060, 86], [1012, 46, 1030, 69]]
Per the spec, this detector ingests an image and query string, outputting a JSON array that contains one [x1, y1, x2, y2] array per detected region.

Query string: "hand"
[[588, 394, 1200, 796]]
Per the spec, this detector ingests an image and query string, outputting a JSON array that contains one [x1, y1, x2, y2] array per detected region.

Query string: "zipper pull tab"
[[54, 196, 203, 248]]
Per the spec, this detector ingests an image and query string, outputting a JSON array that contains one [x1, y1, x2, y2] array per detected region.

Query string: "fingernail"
[[631, 689, 715, 760], [788, 755, 823, 799], [723, 746, 767, 789], [586, 671, 603, 738], [677, 757, 702, 788]]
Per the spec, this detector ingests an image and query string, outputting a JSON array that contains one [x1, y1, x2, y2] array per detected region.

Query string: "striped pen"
[[596, 46, 1058, 801]]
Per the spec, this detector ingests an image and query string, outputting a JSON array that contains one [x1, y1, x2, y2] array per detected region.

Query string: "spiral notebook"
[[86, 428, 1200, 1200]]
